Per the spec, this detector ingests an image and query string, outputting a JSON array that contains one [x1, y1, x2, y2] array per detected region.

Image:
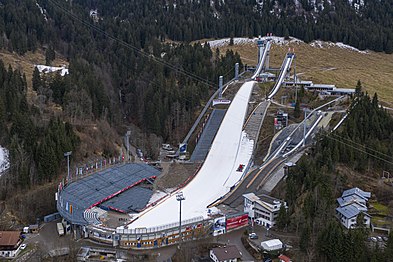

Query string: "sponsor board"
[[213, 216, 226, 236], [226, 213, 248, 231], [213, 99, 231, 106]]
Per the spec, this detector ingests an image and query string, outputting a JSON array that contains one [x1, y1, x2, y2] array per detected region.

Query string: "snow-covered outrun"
[[123, 81, 255, 230]]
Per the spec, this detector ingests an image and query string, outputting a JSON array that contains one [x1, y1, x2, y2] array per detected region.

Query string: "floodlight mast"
[[176, 192, 185, 248]]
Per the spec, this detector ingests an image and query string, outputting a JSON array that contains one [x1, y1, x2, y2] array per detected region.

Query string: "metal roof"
[[57, 163, 161, 225], [342, 187, 371, 199], [333, 88, 355, 93], [336, 203, 369, 219], [337, 195, 367, 207]]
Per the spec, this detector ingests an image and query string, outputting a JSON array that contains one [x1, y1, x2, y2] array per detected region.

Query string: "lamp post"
[[64, 151, 72, 181], [176, 191, 185, 248]]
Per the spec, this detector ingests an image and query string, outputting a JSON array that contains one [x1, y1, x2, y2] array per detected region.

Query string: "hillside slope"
[[217, 38, 393, 106]]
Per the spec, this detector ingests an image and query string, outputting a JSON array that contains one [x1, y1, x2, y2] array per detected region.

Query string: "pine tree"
[[355, 80, 363, 96], [276, 204, 289, 230], [45, 46, 55, 66], [32, 67, 42, 91]]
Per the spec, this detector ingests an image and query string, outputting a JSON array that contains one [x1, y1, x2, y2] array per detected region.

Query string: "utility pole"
[[235, 63, 239, 80], [176, 192, 185, 248], [64, 151, 72, 181]]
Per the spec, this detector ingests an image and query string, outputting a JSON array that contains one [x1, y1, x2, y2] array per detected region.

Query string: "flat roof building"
[[243, 193, 287, 228]]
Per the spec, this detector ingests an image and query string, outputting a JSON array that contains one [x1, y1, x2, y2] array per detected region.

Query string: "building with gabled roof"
[[336, 187, 371, 229], [342, 187, 371, 200], [279, 254, 292, 262], [0, 231, 22, 258], [337, 194, 367, 207], [209, 245, 242, 262]]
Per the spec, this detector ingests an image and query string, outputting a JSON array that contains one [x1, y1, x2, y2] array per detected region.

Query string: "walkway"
[[190, 109, 226, 162]]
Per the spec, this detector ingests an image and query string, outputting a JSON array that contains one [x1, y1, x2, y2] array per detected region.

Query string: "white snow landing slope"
[[128, 81, 255, 229]]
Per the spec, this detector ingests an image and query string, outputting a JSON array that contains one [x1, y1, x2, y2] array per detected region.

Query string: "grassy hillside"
[[218, 40, 393, 107], [0, 49, 68, 101]]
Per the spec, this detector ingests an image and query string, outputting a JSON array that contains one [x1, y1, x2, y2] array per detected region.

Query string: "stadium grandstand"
[[57, 163, 161, 226]]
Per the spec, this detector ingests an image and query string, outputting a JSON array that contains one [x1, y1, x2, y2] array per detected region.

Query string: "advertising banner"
[[213, 99, 231, 106], [213, 216, 226, 236], [226, 213, 248, 231]]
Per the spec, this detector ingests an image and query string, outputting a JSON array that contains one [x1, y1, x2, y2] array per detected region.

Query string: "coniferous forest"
[[280, 90, 393, 261], [0, 1, 392, 259], [0, 0, 244, 187]]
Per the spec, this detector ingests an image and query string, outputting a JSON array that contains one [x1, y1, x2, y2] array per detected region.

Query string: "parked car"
[[249, 232, 258, 239], [383, 236, 389, 242], [20, 244, 27, 250], [377, 236, 383, 242], [162, 144, 173, 151], [371, 237, 377, 242]]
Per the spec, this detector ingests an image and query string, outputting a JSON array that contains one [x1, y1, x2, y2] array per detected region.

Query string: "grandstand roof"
[[57, 163, 161, 225]]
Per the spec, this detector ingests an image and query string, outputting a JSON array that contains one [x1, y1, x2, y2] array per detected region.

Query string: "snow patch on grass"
[[310, 40, 368, 54], [36, 65, 69, 76], [0, 146, 9, 174], [207, 36, 303, 48]]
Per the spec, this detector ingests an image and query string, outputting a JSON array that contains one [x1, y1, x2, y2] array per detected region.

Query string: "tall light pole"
[[64, 151, 72, 181], [176, 191, 185, 248]]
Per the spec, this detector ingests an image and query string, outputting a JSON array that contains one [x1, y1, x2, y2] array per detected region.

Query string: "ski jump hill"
[[128, 81, 255, 229]]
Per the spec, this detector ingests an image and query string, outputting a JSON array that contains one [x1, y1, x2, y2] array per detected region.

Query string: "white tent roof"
[[261, 239, 283, 251]]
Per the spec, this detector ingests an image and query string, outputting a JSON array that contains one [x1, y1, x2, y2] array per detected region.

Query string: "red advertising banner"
[[226, 214, 248, 231]]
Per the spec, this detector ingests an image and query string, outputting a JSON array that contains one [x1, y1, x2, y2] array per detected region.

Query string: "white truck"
[[57, 223, 64, 236]]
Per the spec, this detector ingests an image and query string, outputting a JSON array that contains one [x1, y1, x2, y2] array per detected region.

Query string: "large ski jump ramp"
[[128, 81, 255, 229]]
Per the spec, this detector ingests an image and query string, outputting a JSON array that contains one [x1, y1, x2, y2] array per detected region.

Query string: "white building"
[[243, 193, 287, 228], [261, 239, 283, 252], [0, 231, 22, 258], [336, 187, 371, 229]]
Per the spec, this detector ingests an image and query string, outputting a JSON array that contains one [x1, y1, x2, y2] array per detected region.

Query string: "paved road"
[[216, 228, 255, 261]]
